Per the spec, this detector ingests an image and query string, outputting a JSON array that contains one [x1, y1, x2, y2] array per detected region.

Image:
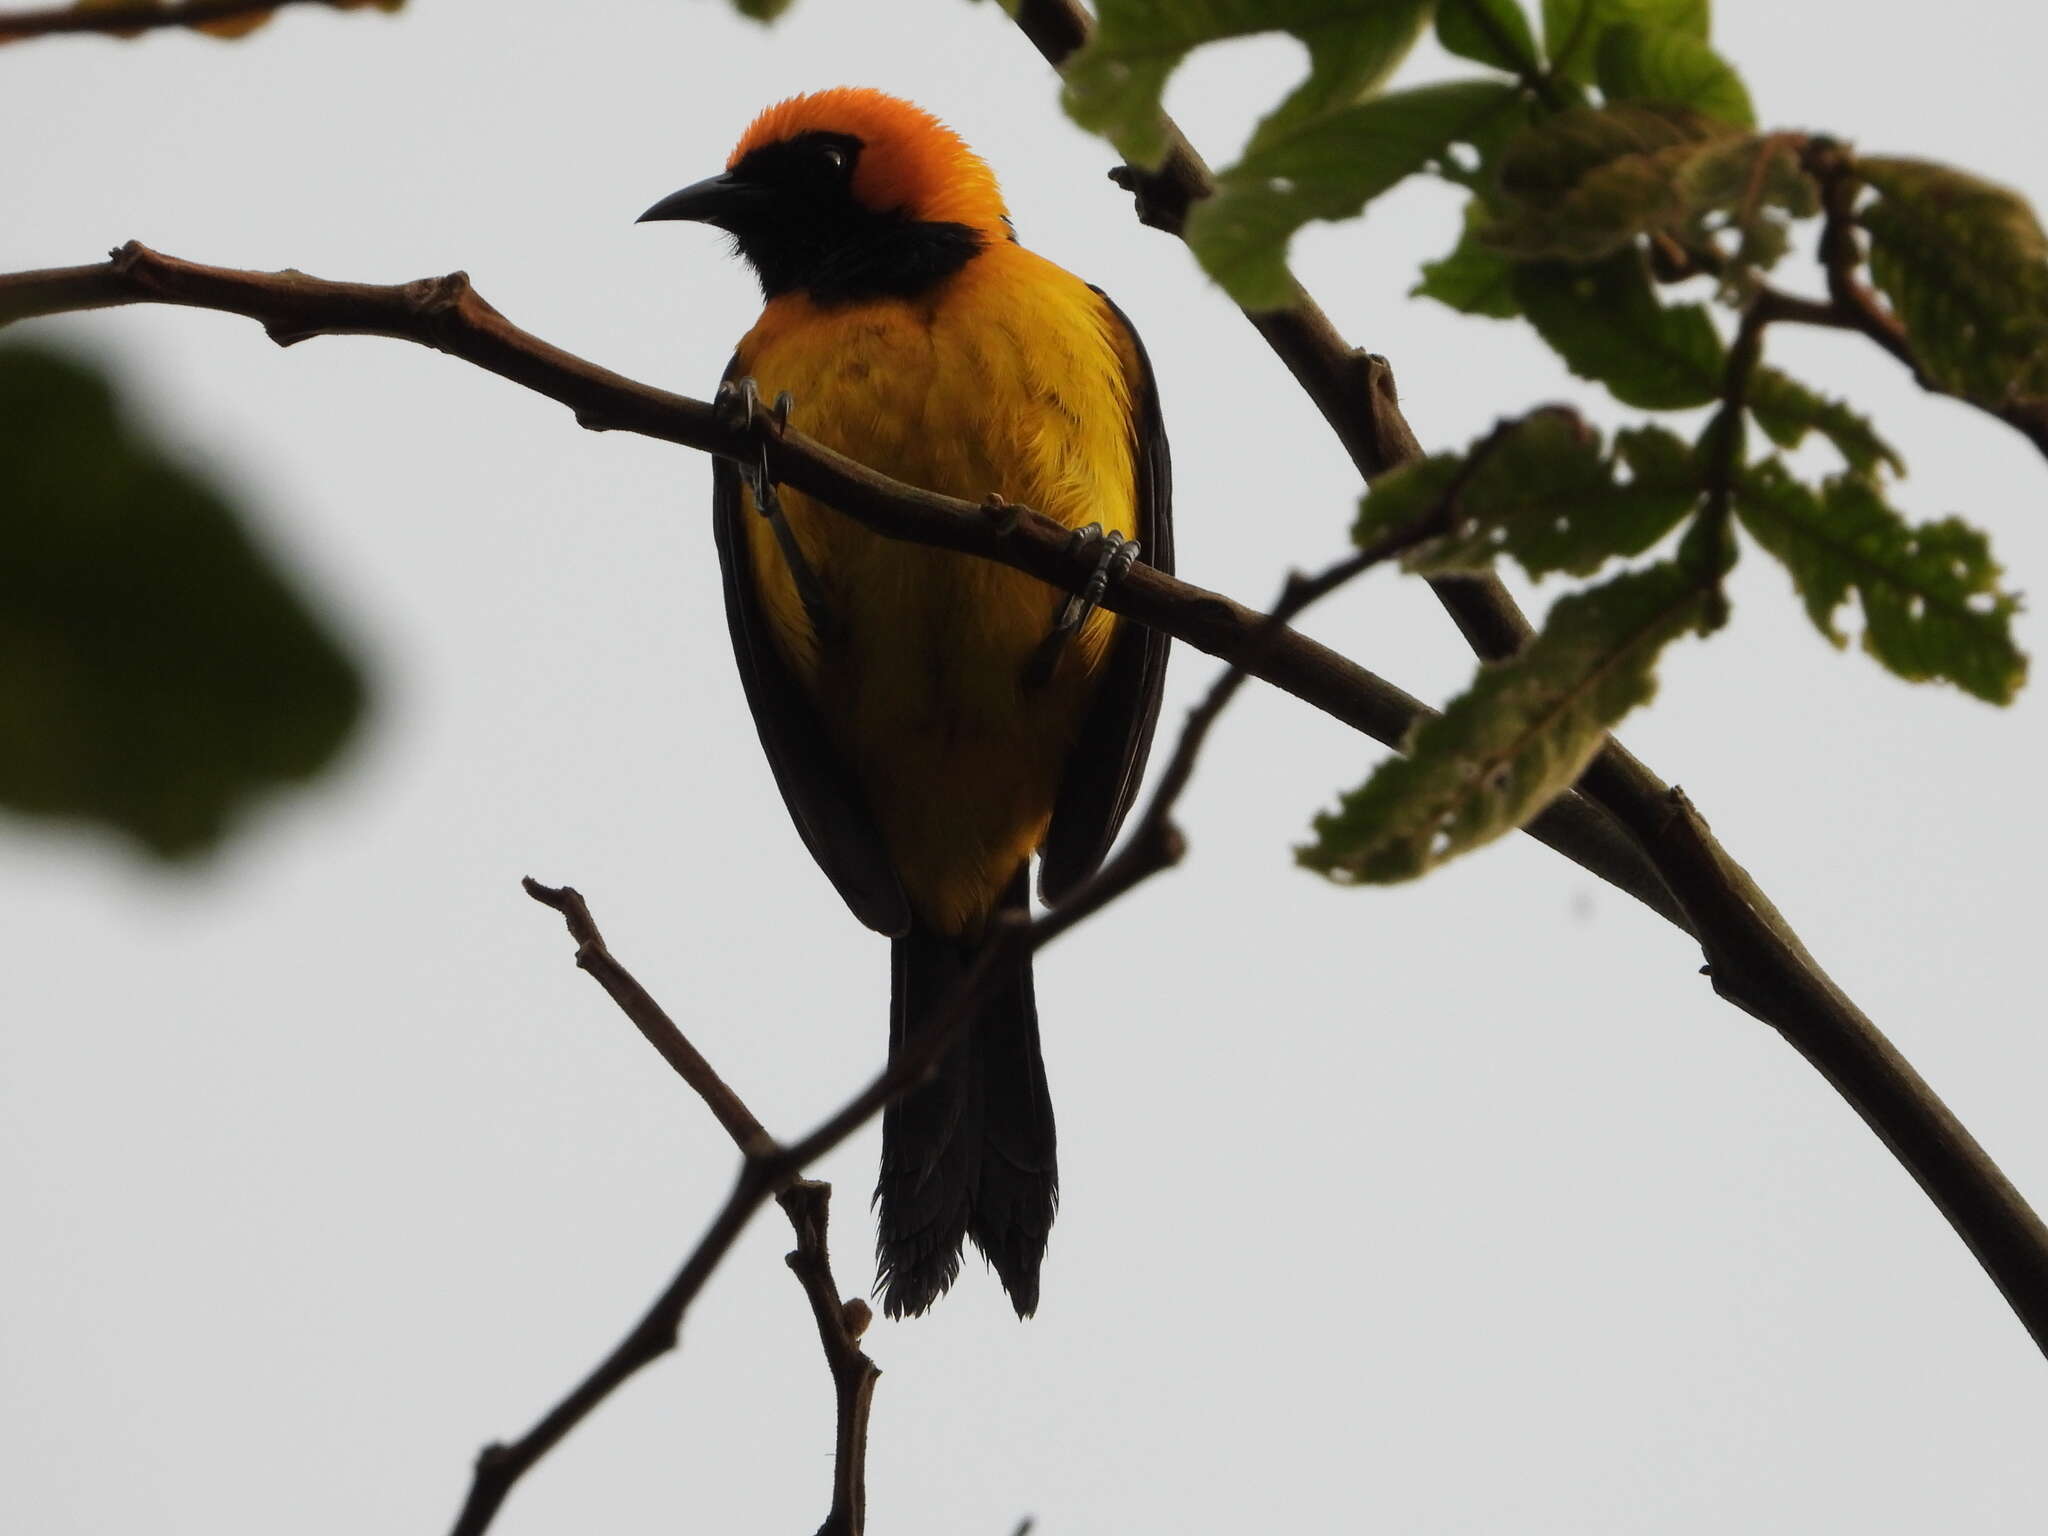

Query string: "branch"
[[0, 241, 1687, 931], [18, 231, 2041, 1359], [518, 877, 773, 1159], [0, 0, 380, 44], [469, 533, 1413, 1536], [463, 881, 879, 1536], [1579, 754, 2048, 1356], [1008, 0, 2048, 1357]]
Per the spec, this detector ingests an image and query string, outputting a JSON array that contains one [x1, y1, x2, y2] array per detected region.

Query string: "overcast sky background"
[[6, 2, 2047, 1532]]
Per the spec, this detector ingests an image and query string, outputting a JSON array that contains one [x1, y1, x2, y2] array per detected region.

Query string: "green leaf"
[[1245, 0, 1433, 157], [1747, 368, 1902, 476], [1594, 22, 1752, 127], [1061, 0, 1428, 167], [1858, 156, 2048, 410], [1480, 104, 1807, 263], [1430, 87, 1540, 210], [1300, 561, 1709, 882], [1436, 0, 1542, 77], [729, 0, 794, 20], [1189, 79, 1522, 307], [1349, 452, 1464, 548], [1669, 133, 1815, 277], [1355, 412, 1699, 578], [1541, 0, 1708, 84], [1494, 101, 1724, 211], [1415, 209, 1522, 317], [0, 344, 367, 857], [1734, 458, 2025, 703], [1513, 250, 1724, 408]]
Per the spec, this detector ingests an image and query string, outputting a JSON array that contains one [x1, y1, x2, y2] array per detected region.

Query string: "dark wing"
[[713, 356, 911, 937], [1038, 292, 1174, 904]]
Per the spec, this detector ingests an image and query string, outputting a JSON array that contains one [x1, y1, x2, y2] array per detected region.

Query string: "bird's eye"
[[820, 144, 849, 173]]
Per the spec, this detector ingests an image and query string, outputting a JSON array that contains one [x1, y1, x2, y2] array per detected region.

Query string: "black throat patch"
[[723, 132, 988, 305]]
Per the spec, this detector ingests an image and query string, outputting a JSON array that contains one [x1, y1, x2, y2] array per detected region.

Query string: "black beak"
[[636, 172, 769, 228]]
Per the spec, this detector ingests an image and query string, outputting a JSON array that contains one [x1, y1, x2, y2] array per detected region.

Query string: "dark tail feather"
[[876, 874, 1057, 1319]]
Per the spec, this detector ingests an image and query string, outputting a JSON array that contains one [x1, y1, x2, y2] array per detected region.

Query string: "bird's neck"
[[741, 216, 989, 306]]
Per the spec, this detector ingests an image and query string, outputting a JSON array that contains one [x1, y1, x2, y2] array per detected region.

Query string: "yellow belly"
[[735, 246, 1139, 934]]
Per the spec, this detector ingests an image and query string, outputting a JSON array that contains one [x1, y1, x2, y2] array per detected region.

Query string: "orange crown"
[[729, 88, 1010, 235]]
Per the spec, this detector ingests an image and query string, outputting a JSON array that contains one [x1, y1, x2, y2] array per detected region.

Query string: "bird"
[[639, 88, 1171, 1319]]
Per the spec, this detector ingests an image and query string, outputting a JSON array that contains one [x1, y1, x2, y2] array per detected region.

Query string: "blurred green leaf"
[[1246, 0, 1432, 156], [1436, 0, 1542, 77], [1356, 411, 1699, 578], [0, 344, 367, 858], [1859, 156, 2048, 411], [1415, 208, 1522, 316], [1513, 250, 1724, 407], [1541, 0, 1707, 83], [1748, 368, 1901, 476], [1061, 0, 1427, 167], [1347, 451, 1464, 546], [1594, 21, 1752, 127], [729, 0, 794, 20], [1735, 459, 2024, 702], [1494, 101, 1723, 211], [1300, 560, 1709, 882], [1671, 133, 1815, 275], [1190, 79, 1522, 307], [1481, 105, 1807, 265]]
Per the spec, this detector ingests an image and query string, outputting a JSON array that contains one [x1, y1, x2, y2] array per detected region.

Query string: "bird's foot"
[[1024, 523, 1141, 687], [717, 379, 837, 646], [714, 375, 793, 440]]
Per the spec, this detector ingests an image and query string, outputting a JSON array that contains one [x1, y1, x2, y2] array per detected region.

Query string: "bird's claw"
[[1024, 523, 1142, 688], [720, 379, 838, 648], [716, 377, 797, 488]]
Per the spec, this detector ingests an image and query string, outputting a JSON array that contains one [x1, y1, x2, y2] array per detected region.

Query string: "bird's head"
[[639, 89, 1010, 303]]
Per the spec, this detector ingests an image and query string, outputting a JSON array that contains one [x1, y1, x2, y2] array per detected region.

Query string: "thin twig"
[[470, 881, 881, 1536], [779, 1180, 878, 1536], [522, 878, 774, 1157], [0, 241, 1685, 929], [0, 0, 378, 44], [470, 531, 1418, 1536]]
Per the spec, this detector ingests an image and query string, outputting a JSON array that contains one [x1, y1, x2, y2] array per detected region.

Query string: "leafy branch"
[[1012, 0, 2048, 1358]]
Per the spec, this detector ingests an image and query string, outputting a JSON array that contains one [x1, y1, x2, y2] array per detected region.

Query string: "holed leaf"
[[1734, 457, 2024, 702], [1747, 368, 1901, 476], [1190, 79, 1522, 307], [1858, 156, 2048, 410], [1355, 411, 1699, 579], [1494, 101, 1724, 211], [1513, 249, 1724, 408], [0, 344, 367, 857], [1300, 560, 1709, 882], [1483, 106, 1806, 265]]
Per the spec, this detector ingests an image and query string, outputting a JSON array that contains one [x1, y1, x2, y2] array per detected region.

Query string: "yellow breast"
[[734, 243, 1140, 933]]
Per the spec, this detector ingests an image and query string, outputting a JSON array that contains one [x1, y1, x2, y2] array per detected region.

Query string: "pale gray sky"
[[5, 2, 2046, 1532]]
